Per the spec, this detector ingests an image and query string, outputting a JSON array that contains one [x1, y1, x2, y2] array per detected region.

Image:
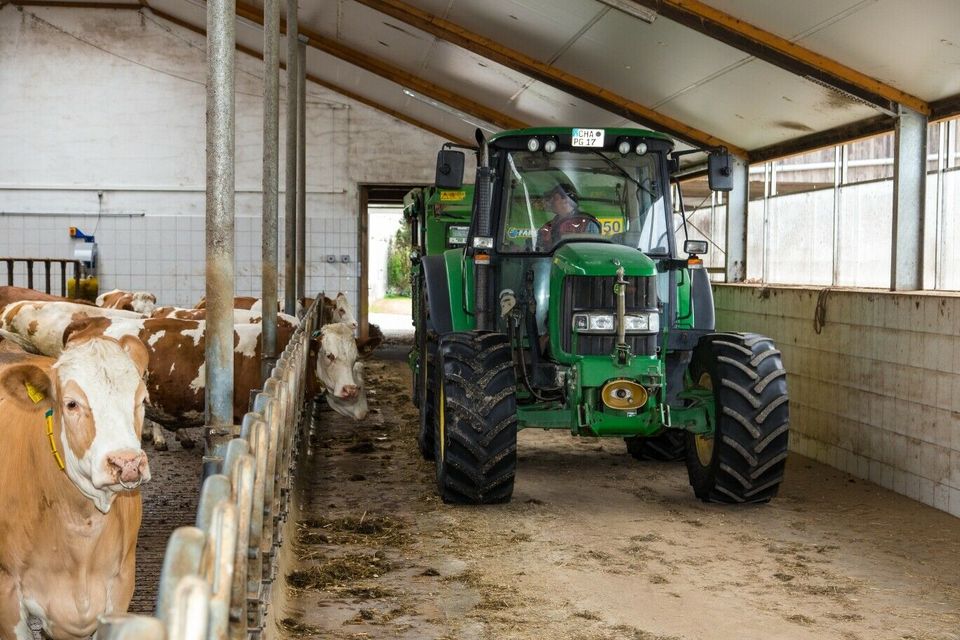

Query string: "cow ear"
[[0, 363, 54, 412], [63, 317, 110, 346], [119, 335, 150, 377]]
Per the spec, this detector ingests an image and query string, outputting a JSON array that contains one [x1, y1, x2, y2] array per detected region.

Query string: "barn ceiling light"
[[596, 0, 658, 24], [401, 88, 498, 133]]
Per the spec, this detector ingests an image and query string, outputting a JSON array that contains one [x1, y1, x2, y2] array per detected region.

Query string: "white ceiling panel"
[[796, 0, 960, 101], [701, 0, 876, 41], [661, 59, 879, 150], [558, 11, 750, 107]]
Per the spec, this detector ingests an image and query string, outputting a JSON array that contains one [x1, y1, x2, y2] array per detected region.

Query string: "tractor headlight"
[[572, 313, 614, 332], [527, 137, 541, 152], [572, 312, 658, 333], [624, 312, 659, 333]]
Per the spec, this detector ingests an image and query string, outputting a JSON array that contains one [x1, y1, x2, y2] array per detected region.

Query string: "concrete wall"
[[715, 284, 960, 517], [0, 5, 444, 307]]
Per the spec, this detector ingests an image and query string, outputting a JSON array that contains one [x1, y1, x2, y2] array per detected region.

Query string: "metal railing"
[[1, 257, 82, 297], [95, 299, 317, 640]]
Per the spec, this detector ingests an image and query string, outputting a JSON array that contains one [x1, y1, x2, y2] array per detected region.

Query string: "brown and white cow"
[[0, 334, 150, 639], [315, 322, 368, 420], [96, 289, 157, 316], [0, 286, 93, 314], [151, 306, 300, 328], [0, 300, 143, 357], [62, 316, 295, 430]]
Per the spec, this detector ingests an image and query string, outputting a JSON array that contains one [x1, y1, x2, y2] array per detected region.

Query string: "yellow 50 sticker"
[[595, 217, 624, 235], [439, 190, 466, 202]]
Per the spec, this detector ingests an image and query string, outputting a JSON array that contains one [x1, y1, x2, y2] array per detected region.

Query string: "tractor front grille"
[[560, 275, 658, 356]]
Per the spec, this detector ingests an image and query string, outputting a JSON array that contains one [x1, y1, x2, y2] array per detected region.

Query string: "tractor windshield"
[[498, 150, 669, 255]]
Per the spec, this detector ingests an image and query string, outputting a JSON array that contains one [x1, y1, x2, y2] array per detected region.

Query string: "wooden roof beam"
[[628, 0, 930, 117], [353, 0, 746, 157], [233, 0, 527, 132]]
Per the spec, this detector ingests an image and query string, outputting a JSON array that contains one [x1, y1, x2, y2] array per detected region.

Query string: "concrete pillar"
[[295, 38, 307, 302], [261, 0, 280, 379], [725, 155, 749, 283], [204, 0, 236, 437], [891, 105, 927, 291], [283, 0, 298, 315]]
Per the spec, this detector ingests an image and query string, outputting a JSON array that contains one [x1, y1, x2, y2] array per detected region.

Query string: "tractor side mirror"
[[435, 150, 465, 190], [707, 150, 734, 192]]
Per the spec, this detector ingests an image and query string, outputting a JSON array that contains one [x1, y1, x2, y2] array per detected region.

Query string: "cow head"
[[0, 335, 151, 513], [322, 292, 358, 330], [316, 322, 368, 420], [129, 291, 157, 316]]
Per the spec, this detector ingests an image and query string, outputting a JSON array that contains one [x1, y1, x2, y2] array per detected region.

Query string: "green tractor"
[[408, 129, 789, 505]]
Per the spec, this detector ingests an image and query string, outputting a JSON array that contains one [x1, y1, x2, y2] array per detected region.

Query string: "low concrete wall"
[[715, 284, 960, 517]]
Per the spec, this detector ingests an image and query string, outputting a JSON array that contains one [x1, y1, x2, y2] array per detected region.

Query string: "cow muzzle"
[[338, 384, 360, 399], [105, 449, 151, 489]]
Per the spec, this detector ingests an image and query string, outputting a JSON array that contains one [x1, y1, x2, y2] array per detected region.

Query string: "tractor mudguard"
[[690, 267, 715, 331], [422, 254, 453, 334]]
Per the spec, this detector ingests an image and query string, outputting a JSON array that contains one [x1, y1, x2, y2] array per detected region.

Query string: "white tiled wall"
[[0, 6, 445, 308], [715, 284, 960, 517]]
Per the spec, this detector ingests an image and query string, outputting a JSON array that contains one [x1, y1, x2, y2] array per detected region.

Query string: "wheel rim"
[[694, 371, 714, 467]]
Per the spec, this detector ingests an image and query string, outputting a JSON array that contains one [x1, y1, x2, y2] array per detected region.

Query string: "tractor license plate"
[[571, 128, 605, 147]]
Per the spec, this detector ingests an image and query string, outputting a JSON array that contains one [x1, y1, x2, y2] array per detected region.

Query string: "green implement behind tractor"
[[406, 128, 789, 505]]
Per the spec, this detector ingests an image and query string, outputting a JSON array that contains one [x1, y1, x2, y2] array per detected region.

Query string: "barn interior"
[[1, 1, 959, 639]]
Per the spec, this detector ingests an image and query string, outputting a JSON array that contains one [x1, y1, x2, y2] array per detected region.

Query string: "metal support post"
[[891, 105, 927, 291], [262, 0, 280, 379], [205, 0, 237, 442], [724, 155, 749, 283], [284, 0, 299, 316], [295, 36, 307, 303]]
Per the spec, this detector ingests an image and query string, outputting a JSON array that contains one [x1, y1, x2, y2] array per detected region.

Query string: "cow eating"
[[0, 334, 150, 639], [316, 322, 368, 420]]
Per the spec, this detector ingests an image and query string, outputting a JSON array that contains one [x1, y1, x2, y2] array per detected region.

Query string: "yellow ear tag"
[[25, 382, 45, 404]]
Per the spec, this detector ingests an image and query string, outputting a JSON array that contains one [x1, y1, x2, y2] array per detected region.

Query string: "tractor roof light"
[[617, 138, 632, 156], [544, 138, 558, 153], [527, 137, 541, 152], [636, 142, 648, 155]]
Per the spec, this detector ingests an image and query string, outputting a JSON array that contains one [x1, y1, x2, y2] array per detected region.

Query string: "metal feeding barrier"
[[95, 299, 317, 640], [1, 257, 82, 297]]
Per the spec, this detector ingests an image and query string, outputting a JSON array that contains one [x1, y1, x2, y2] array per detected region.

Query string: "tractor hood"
[[551, 242, 657, 278]]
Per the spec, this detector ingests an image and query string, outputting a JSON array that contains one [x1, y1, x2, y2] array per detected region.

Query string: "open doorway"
[[358, 185, 422, 341]]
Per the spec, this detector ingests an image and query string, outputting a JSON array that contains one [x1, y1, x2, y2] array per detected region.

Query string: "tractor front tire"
[[685, 332, 789, 503], [624, 430, 687, 462], [434, 331, 518, 504]]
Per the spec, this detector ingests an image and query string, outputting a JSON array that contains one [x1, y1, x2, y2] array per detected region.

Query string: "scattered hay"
[[509, 532, 532, 543], [298, 515, 408, 546], [649, 575, 669, 585], [573, 610, 602, 620], [773, 573, 795, 582], [286, 554, 390, 591], [630, 533, 662, 543], [785, 614, 815, 625], [826, 612, 864, 622], [280, 617, 324, 636], [343, 584, 395, 599]]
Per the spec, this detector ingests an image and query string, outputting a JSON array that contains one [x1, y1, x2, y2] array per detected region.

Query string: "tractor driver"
[[536, 182, 601, 250]]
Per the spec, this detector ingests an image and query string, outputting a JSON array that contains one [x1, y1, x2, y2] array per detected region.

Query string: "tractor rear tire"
[[433, 331, 518, 504], [685, 332, 789, 503], [624, 430, 686, 461]]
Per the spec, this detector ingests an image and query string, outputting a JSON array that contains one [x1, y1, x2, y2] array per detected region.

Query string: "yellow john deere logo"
[[439, 190, 466, 202]]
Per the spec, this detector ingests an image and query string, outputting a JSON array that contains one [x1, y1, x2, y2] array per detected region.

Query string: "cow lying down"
[[0, 334, 150, 639]]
